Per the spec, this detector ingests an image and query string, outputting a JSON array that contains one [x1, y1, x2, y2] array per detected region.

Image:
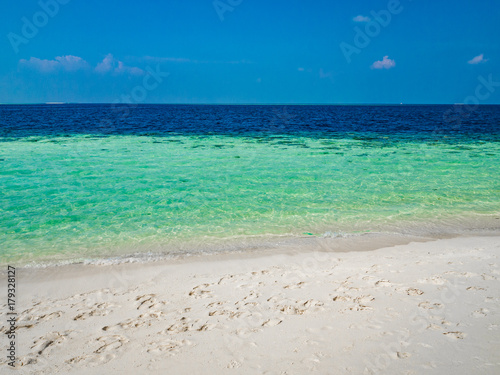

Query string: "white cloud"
[[353, 15, 371, 22], [115, 61, 144, 75], [19, 55, 89, 72], [371, 55, 396, 70], [19, 54, 144, 75], [95, 54, 144, 75], [56, 55, 90, 71], [94, 53, 114, 73], [19, 57, 59, 72], [298, 67, 304, 71], [468, 54, 488, 65]]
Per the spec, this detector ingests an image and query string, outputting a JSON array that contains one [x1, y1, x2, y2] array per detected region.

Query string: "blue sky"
[[1, 0, 499, 104]]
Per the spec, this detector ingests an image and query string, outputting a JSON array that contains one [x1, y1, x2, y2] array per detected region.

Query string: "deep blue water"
[[1, 104, 499, 141]]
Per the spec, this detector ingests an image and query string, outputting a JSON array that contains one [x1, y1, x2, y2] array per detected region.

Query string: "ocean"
[[1, 104, 499, 266]]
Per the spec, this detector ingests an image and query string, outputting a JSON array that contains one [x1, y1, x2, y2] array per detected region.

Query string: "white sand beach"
[[1, 235, 499, 374]]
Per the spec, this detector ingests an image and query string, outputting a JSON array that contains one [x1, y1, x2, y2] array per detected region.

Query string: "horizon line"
[[1, 102, 500, 106]]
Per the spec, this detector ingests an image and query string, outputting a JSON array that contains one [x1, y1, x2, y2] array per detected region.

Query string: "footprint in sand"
[[217, 275, 235, 285], [349, 304, 373, 311], [103, 311, 165, 331], [209, 309, 245, 319], [18, 311, 63, 326], [471, 308, 489, 318], [66, 335, 129, 368], [279, 299, 324, 315], [136, 294, 167, 310], [283, 281, 306, 289], [443, 331, 466, 340], [418, 276, 446, 285], [406, 288, 424, 296], [375, 279, 392, 287], [66, 353, 115, 367], [207, 301, 226, 308], [235, 327, 262, 338], [333, 294, 374, 311], [73, 302, 116, 320], [241, 291, 261, 302], [466, 286, 486, 291], [261, 318, 282, 327], [426, 324, 442, 331], [188, 284, 213, 299], [280, 305, 307, 315], [94, 335, 129, 353], [267, 294, 288, 303], [354, 295, 375, 304], [226, 359, 242, 369], [17, 355, 38, 367], [4, 322, 34, 332], [31, 330, 76, 356], [161, 317, 216, 334], [418, 301, 443, 310], [481, 274, 497, 281], [66, 289, 117, 306], [332, 295, 352, 302], [147, 339, 193, 356], [397, 351, 411, 359], [238, 282, 264, 289]]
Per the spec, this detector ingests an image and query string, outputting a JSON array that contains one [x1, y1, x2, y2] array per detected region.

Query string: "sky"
[[1, 0, 499, 104]]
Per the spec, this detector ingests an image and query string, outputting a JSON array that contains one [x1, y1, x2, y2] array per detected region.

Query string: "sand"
[[1, 235, 499, 374]]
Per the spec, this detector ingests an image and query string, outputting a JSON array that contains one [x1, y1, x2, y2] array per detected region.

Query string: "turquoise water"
[[1, 133, 499, 265]]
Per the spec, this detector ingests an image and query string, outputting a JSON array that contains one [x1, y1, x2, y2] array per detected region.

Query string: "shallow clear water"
[[1, 105, 499, 265]]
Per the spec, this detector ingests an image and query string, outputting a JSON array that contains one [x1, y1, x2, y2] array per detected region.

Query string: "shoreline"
[[3, 222, 500, 270], [1, 234, 499, 373]]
